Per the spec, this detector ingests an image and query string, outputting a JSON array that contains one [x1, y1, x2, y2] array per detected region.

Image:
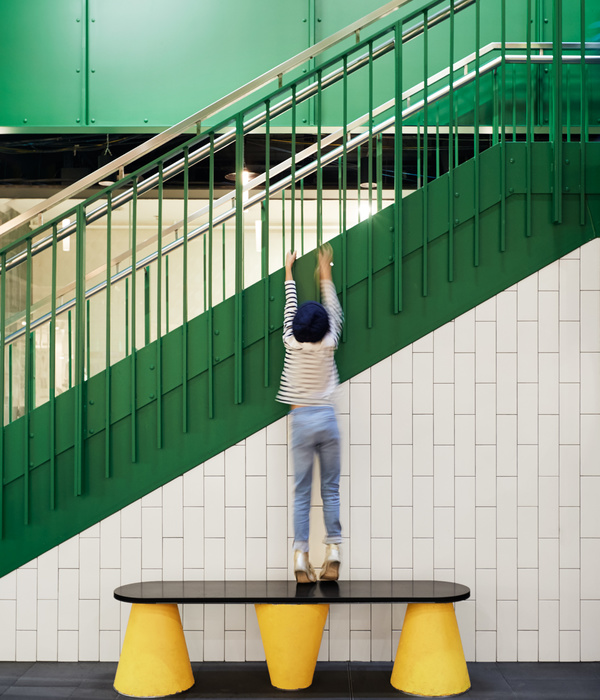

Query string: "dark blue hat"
[[292, 302, 329, 343]]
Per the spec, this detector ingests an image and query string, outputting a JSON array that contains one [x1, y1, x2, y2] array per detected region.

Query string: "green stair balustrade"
[[1, 139, 598, 577], [0, 0, 599, 576]]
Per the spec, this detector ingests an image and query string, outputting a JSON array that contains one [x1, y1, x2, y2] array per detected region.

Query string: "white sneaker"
[[320, 544, 340, 581], [294, 550, 317, 583]]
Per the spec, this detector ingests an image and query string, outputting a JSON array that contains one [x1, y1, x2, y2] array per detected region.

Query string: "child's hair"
[[293, 301, 330, 343]]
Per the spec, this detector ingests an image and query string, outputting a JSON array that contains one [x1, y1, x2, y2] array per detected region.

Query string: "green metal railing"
[[0, 0, 597, 538]]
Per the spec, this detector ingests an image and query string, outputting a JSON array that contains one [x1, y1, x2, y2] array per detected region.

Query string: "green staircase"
[[1, 0, 599, 577]]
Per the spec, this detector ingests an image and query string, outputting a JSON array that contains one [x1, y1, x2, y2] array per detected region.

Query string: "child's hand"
[[318, 243, 333, 280], [285, 251, 297, 281], [286, 251, 297, 269]]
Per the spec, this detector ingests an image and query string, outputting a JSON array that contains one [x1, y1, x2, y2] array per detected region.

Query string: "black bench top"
[[114, 580, 470, 605]]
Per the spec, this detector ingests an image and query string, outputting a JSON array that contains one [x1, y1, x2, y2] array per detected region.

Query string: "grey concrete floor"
[[0, 661, 599, 699]]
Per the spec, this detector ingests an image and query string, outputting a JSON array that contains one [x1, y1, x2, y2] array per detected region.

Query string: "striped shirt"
[[276, 279, 343, 406]]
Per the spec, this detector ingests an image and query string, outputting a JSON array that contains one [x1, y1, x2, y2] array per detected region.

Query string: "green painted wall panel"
[[86, 0, 309, 128], [0, 0, 85, 127], [2, 1, 597, 130]]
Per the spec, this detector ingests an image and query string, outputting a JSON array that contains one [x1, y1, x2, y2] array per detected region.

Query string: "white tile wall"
[[1, 241, 599, 663]]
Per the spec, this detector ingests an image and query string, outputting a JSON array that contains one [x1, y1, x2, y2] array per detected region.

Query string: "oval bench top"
[[114, 580, 470, 605]]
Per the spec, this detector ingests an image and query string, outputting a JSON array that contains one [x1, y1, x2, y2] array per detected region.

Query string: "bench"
[[114, 579, 471, 698]]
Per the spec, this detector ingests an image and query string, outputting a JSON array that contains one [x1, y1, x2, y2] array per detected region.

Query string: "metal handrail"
[[6, 47, 599, 344], [0, 0, 420, 241]]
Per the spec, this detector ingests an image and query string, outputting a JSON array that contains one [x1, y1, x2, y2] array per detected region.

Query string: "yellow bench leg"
[[390, 602, 470, 697], [255, 603, 329, 690], [114, 603, 194, 698]]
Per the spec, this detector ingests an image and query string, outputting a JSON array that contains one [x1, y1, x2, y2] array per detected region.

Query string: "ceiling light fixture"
[[225, 169, 256, 183]]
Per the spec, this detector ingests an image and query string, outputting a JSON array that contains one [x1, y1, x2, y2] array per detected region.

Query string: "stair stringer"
[[1, 140, 598, 578]]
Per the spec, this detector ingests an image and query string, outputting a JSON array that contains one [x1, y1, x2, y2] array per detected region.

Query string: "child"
[[276, 244, 344, 582]]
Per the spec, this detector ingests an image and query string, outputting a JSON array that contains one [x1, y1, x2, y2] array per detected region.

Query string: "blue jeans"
[[290, 405, 342, 553]]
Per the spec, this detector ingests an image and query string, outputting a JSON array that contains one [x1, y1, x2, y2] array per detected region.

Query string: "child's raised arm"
[[318, 243, 333, 282], [283, 251, 298, 345], [318, 243, 343, 344]]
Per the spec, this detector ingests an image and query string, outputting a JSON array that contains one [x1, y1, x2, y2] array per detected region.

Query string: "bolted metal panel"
[[0, 0, 85, 127], [3, 0, 597, 131]]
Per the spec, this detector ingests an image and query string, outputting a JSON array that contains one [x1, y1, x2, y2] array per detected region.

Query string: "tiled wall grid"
[[1, 240, 599, 665]]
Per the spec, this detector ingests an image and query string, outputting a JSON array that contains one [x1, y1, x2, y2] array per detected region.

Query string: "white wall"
[[1, 239, 599, 664]]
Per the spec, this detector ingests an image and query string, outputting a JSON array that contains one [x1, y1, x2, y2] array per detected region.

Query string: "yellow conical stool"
[[255, 603, 329, 690], [114, 603, 194, 697], [391, 603, 470, 697]]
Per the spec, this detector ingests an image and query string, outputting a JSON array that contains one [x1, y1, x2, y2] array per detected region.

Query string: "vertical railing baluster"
[[130, 184, 138, 463], [144, 267, 150, 347], [222, 223, 226, 301], [8, 344, 13, 424], [417, 117, 421, 188], [473, 0, 480, 267], [261, 201, 270, 388], [49, 228, 57, 499], [500, 0, 506, 252], [281, 191, 286, 267], [31, 331, 37, 411], [203, 235, 207, 313], [357, 144, 362, 219], [105, 195, 112, 477], [492, 70, 499, 146], [156, 162, 163, 449], [86, 299, 91, 382], [30, 331, 36, 411], [448, 1, 455, 281], [46, 235, 57, 503], [342, 55, 348, 335], [455, 103, 459, 163], [234, 114, 244, 405], [580, 1, 586, 225], [182, 148, 189, 433], [263, 101, 271, 386], [367, 40, 374, 328], [552, 0, 563, 223], [316, 70, 323, 248], [124, 280, 129, 358], [394, 20, 403, 313], [74, 205, 86, 496], [526, 0, 533, 237], [291, 85, 296, 253], [208, 134, 215, 418], [423, 9, 429, 295], [68, 309, 73, 389], [338, 158, 343, 229], [165, 255, 169, 334], [512, 65, 516, 141], [435, 105, 440, 179], [377, 134, 383, 212], [566, 66, 571, 142], [25, 241, 32, 520], [0, 252, 5, 536], [300, 180, 305, 254]]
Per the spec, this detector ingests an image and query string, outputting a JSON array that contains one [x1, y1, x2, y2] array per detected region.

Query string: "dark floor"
[[0, 661, 599, 700]]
